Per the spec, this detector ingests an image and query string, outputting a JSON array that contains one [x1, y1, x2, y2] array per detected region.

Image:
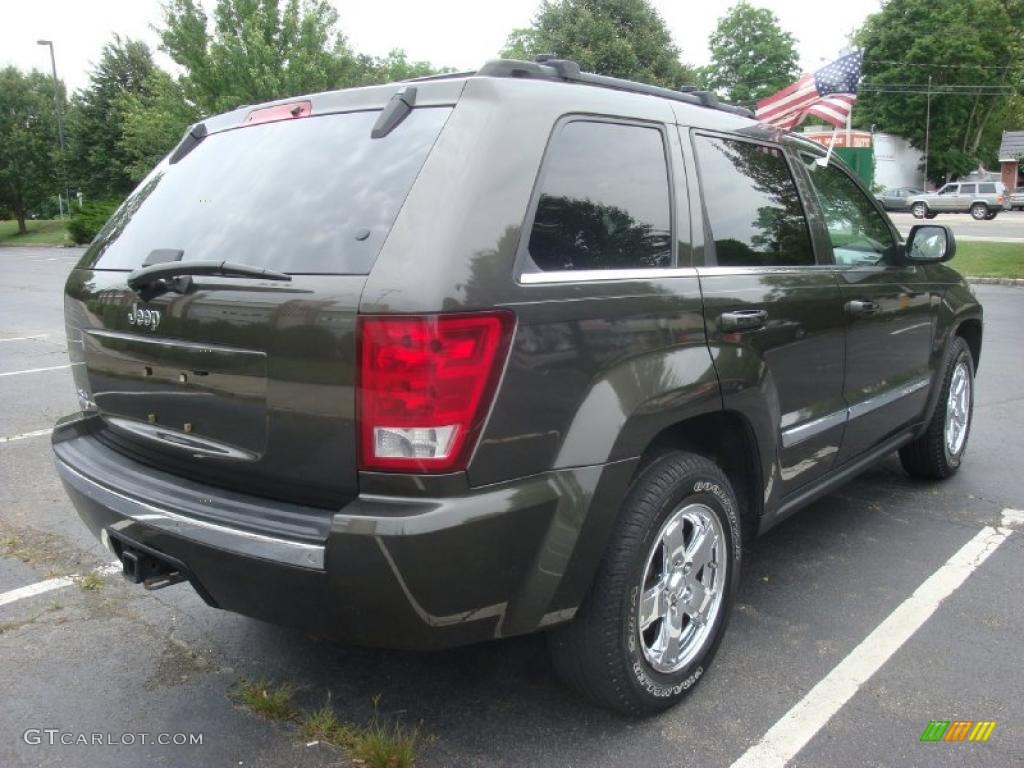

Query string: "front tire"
[[899, 336, 974, 479], [548, 452, 741, 715], [912, 202, 928, 219]]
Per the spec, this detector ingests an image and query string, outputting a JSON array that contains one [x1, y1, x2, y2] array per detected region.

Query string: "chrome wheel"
[[637, 503, 726, 674], [945, 361, 971, 456]]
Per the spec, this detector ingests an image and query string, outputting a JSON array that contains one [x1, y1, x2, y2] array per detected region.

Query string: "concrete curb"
[[966, 277, 1024, 287]]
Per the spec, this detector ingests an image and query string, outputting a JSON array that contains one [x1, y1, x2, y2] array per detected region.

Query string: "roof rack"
[[475, 57, 754, 118]]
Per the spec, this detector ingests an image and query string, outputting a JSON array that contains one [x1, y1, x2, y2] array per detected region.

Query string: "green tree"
[[117, 70, 201, 183], [160, 0, 369, 113], [500, 0, 697, 88], [703, 2, 799, 104], [67, 36, 157, 199], [0, 67, 61, 233], [855, 0, 1024, 183]]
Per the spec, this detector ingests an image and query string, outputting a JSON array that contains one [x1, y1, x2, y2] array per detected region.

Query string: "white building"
[[872, 133, 924, 191]]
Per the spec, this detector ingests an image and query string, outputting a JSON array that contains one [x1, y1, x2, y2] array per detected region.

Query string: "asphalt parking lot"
[[1, 246, 1022, 768]]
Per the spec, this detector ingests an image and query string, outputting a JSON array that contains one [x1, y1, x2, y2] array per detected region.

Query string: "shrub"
[[68, 199, 121, 245]]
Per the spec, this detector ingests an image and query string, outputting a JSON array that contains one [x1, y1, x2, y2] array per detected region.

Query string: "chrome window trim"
[[56, 459, 325, 570], [519, 267, 698, 284]]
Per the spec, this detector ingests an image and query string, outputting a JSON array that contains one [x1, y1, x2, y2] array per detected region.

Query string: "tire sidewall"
[[942, 343, 975, 469], [621, 471, 742, 705], [912, 203, 927, 219], [971, 203, 987, 220]]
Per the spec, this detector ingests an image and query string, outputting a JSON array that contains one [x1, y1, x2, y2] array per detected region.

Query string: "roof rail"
[[475, 58, 754, 118]]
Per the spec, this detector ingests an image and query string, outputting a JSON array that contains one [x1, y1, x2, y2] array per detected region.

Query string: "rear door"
[[692, 132, 847, 497], [797, 156, 937, 463], [66, 103, 453, 507]]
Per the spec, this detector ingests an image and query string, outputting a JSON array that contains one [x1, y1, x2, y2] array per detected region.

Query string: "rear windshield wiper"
[[127, 260, 292, 298]]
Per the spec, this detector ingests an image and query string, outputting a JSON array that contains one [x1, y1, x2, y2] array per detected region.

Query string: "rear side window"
[[526, 120, 672, 272], [694, 135, 813, 267], [960, 183, 976, 194], [979, 183, 996, 193], [83, 108, 451, 274]]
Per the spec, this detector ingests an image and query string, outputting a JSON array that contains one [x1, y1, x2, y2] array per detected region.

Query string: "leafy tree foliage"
[[117, 70, 201, 183], [67, 37, 158, 199], [703, 2, 800, 104], [0, 67, 61, 233], [855, 0, 1024, 183], [501, 0, 697, 88]]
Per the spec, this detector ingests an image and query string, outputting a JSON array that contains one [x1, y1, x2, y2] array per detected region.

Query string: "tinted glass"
[[527, 121, 672, 271], [84, 108, 451, 274], [695, 135, 813, 267], [979, 183, 996, 193], [804, 161, 897, 267], [960, 183, 976, 194]]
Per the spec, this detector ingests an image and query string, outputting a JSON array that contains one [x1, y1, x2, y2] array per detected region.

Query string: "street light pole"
[[923, 74, 932, 190], [37, 39, 70, 217]]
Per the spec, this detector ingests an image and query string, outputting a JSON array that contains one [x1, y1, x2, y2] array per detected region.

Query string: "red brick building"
[[999, 130, 1024, 192]]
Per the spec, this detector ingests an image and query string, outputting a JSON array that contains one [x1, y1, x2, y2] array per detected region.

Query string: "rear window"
[[694, 135, 813, 267], [83, 108, 451, 274]]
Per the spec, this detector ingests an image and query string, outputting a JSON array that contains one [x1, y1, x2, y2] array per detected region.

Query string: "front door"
[[691, 133, 847, 499], [798, 156, 937, 463]]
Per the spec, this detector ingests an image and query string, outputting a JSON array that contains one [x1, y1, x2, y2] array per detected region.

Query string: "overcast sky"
[[2, 0, 882, 93]]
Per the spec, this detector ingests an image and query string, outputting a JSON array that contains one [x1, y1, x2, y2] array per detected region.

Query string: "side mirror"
[[903, 224, 955, 263]]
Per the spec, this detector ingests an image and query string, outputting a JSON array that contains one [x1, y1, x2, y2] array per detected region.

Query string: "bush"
[[68, 200, 121, 245]]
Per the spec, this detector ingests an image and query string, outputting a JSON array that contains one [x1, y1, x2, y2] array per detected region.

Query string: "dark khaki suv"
[[53, 59, 982, 715]]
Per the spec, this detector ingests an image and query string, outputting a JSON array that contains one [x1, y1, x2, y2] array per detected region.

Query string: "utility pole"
[[923, 74, 932, 190], [37, 39, 71, 217]]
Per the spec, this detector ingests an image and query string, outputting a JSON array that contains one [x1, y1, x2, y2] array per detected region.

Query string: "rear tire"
[[970, 203, 988, 220], [912, 202, 928, 219], [899, 336, 974, 479], [548, 452, 741, 715]]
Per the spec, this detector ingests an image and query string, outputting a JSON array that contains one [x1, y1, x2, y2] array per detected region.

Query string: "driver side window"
[[803, 160, 898, 267]]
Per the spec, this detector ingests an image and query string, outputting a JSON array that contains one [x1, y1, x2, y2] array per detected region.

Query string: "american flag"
[[755, 51, 862, 131]]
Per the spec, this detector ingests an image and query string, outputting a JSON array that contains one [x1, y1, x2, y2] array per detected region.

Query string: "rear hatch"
[[65, 93, 456, 508]]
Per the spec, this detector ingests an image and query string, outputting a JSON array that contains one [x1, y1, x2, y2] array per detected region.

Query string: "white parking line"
[[0, 428, 53, 444], [0, 364, 71, 377], [0, 562, 123, 609], [731, 508, 1024, 768], [0, 334, 49, 343]]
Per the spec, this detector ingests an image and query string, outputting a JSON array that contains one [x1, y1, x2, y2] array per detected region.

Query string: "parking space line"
[[0, 562, 123, 609], [731, 509, 1024, 768], [0, 334, 49, 343], [0, 576, 75, 608], [0, 364, 71, 377], [0, 428, 53, 444]]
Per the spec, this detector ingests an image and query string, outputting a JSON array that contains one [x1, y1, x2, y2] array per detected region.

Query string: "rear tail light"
[[358, 311, 515, 472]]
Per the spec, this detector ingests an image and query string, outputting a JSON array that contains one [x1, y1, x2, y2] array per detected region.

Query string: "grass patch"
[[0, 219, 69, 246], [231, 678, 298, 721], [78, 572, 103, 591], [297, 699, 422, 768], [948, 241, 1024, 279]]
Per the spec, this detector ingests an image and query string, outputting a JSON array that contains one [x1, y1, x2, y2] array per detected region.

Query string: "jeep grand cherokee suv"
[[53, 58, 982, 715], [908, 181, 1008, 220]]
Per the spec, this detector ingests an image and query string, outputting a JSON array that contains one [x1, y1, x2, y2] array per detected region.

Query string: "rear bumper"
[[53, 413, 635, 649]]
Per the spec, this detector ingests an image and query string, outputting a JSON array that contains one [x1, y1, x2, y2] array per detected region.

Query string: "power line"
[[864, 60, 1021, 70]]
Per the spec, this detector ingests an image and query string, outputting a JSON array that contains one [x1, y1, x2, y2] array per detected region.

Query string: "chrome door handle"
[[719, 309, 768, 331], [845, 299, 880, 317]]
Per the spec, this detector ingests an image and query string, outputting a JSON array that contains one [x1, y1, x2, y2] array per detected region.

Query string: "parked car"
[[1010, 189, 1024, 210], [52, 58, 983, 716], [875, 185, 923, 211], [908, 181, 1008, 220]]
